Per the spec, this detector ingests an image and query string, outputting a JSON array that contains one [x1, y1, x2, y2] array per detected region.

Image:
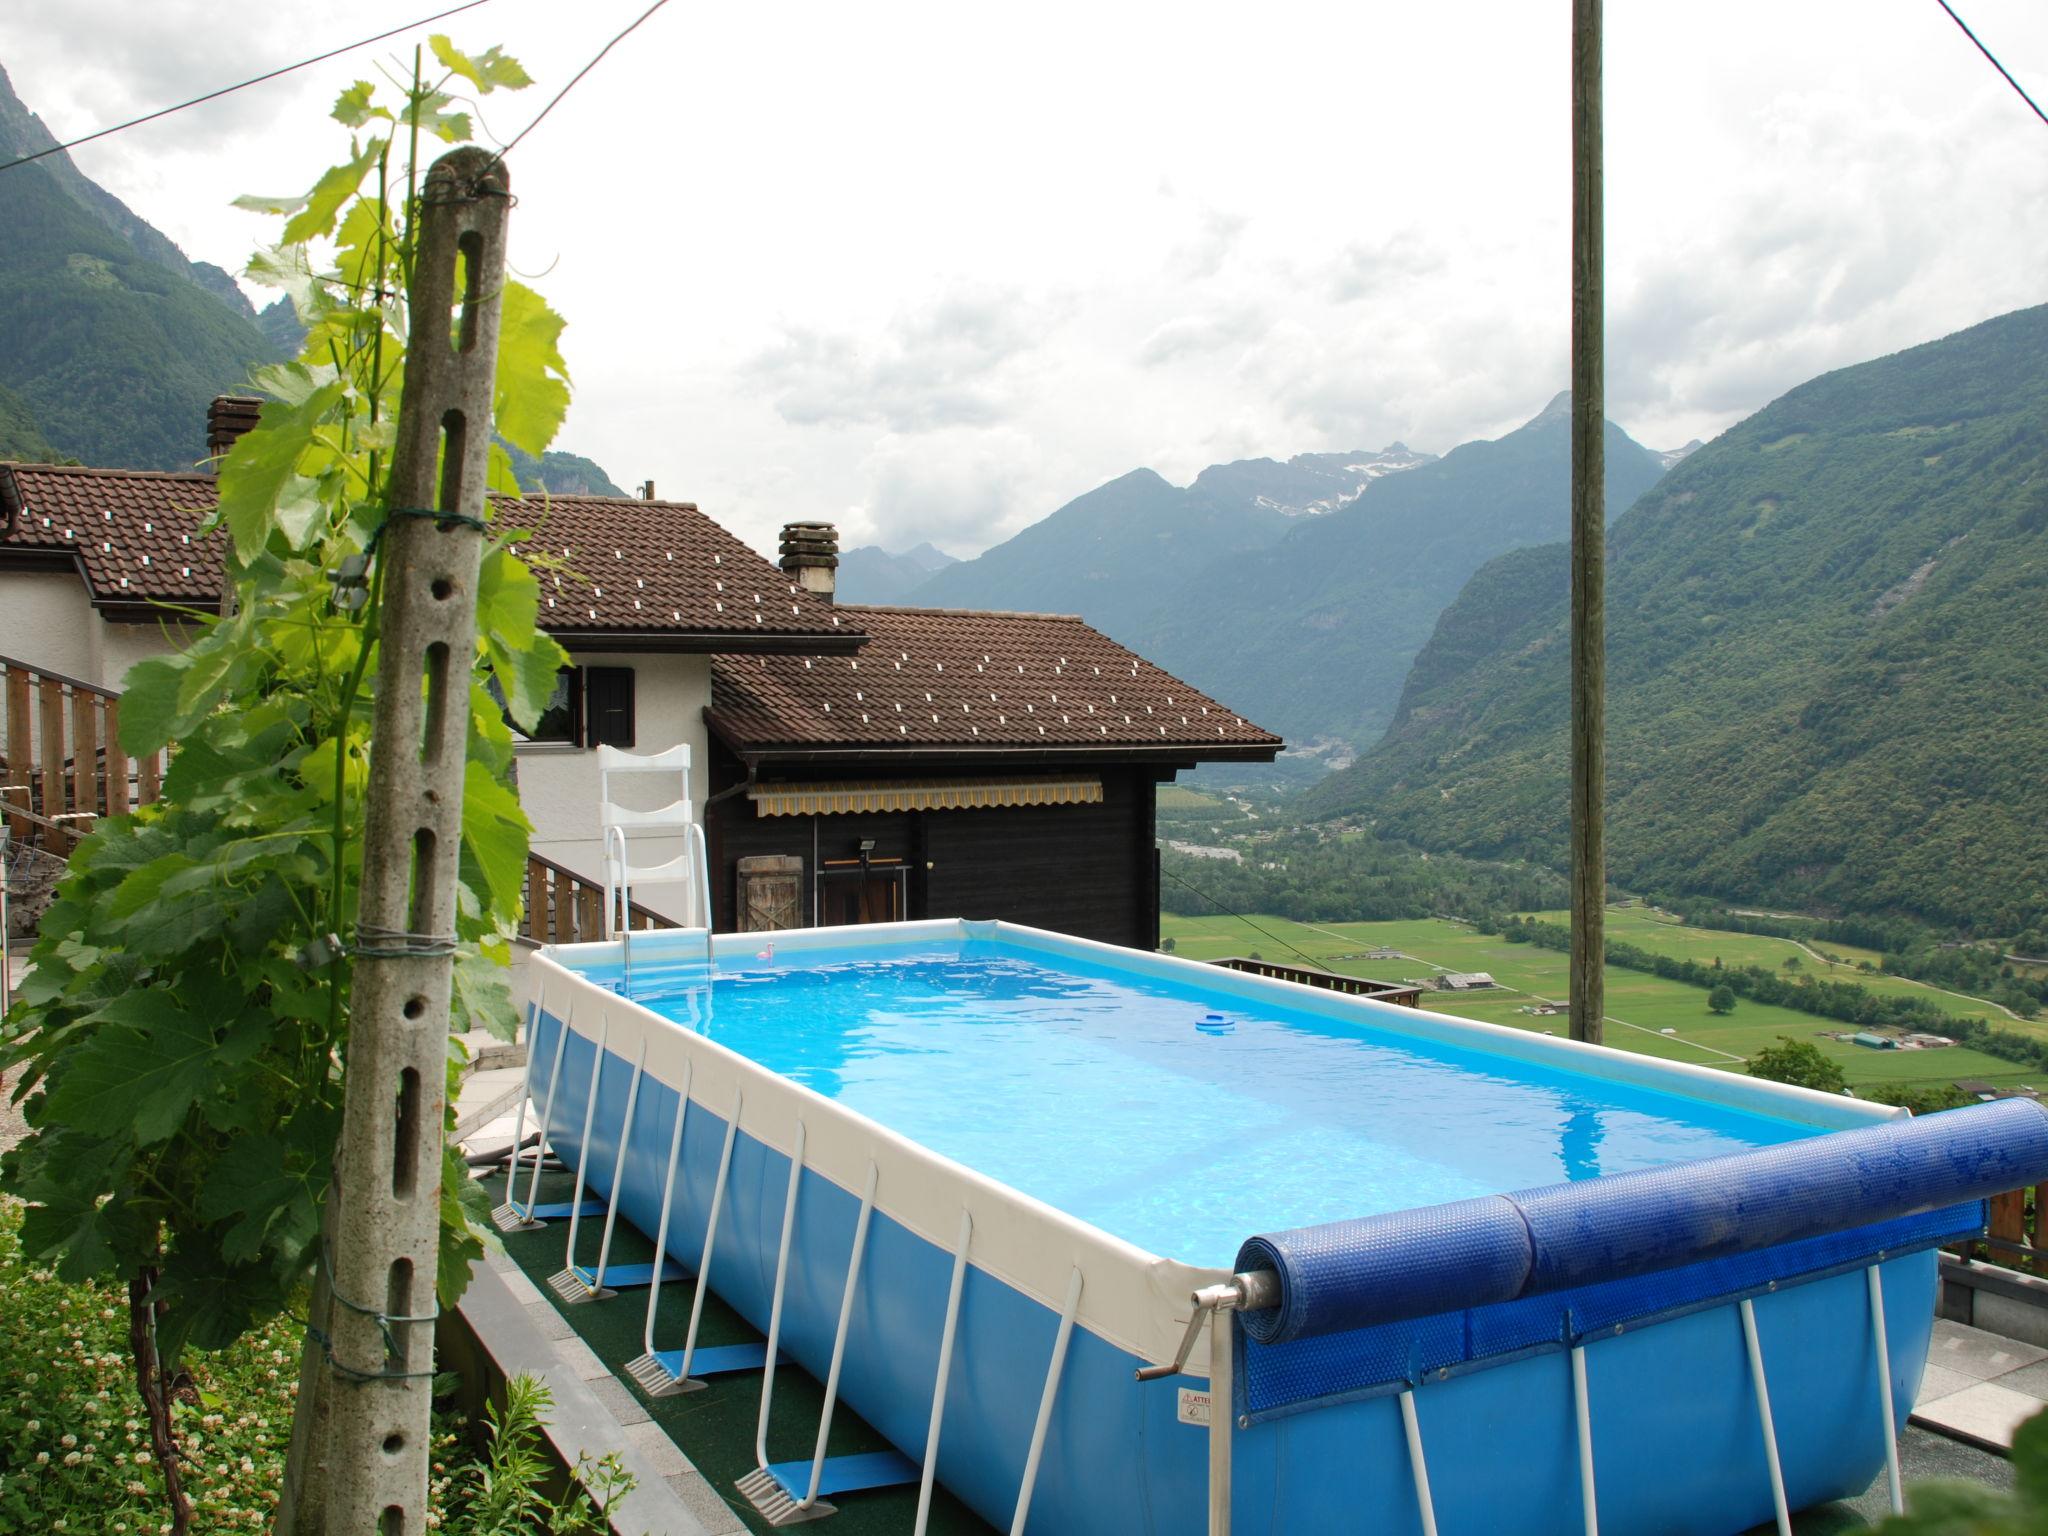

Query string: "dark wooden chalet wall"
[[704, 744, 1165, 951]]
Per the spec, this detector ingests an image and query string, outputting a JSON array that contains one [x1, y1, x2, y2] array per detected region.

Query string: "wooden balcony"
[[1, 655, 164, 851], [521, 851, 675, 946]]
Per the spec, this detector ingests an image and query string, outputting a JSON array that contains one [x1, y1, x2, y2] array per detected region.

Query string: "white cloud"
[[2, 0, 2044, 555]]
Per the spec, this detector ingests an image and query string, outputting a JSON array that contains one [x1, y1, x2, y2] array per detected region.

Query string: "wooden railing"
[[1210, 955, 1424, 1007], [522, 851, 675, 946], [1968, 1181, 2045, 1273], [1, 655, 164, 852]]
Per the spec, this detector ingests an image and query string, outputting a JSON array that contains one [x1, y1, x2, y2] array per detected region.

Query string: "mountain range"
[[0, 64, 618, 495], [1307, 304, 2048, 931], [0, 63, 281, 469], [899, 406, 1667, 753], [835, 541, 958, 604]]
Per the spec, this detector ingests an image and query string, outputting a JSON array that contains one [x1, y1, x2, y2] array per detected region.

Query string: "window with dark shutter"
[[584, 666, 636, 748], [494, 666, 581, 744]]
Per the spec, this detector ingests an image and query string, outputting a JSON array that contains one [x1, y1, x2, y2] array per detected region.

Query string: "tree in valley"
[[1746, 1036, 1847, 1093], [1708, 983, 1737, 1015]]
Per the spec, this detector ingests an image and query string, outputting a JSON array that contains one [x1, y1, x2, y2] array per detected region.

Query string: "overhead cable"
[[1934, 0, 2048, 128], [0, 0, 495, 178], [489, 0, 675, 164]]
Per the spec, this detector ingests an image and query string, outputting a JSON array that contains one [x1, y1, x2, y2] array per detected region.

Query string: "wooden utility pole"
[[1570, 0, 1605, 1046], [278, 146, 511, 1534]]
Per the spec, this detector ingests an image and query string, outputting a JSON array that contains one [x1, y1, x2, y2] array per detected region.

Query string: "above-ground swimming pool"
[[514, 919, 2048, 1536]]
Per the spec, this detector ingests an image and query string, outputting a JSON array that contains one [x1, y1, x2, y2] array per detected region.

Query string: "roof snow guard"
[[707, 605, 1283, 762], [1229, 1096, 2048, 1421], [0, 464, 863, 652]]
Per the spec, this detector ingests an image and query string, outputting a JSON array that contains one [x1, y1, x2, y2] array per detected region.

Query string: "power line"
[[1935, 0, 2048, 128], [490, 0, 674, 163], [0, 0, 495, 178], [1157, 863, 1333, 972]]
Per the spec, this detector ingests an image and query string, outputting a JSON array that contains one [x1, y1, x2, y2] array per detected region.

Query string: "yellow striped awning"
[[747, 775, 1105, 818]]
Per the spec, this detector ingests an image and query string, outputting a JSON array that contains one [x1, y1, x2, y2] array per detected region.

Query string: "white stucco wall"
[[96, 616, 185, 689], [0, 571, 100, 680], [0, 572, 184, 688], [518, 651, 712, 921]]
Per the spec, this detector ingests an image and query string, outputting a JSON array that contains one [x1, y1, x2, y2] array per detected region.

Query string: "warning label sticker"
[[1177, 1387, 1212, 1427]]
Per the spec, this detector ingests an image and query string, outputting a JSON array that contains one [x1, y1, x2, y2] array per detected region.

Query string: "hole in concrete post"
[[456, 229, 483, 354], [383, 1432, 405, 1455], [386, 1257, 415, 1370], [408, 827, 437, 936], [393, 1068, 421, 1199], [420, 642, 449, 765], [437, 409, 468, 513], [380, 1507, 404, 1535], [404, 995, 426, 1021], [431, 576, 453, 601]]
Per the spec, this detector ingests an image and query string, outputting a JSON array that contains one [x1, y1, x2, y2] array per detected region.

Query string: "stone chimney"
[[206, 395, 263, 466], [778, 521, 838, 599]]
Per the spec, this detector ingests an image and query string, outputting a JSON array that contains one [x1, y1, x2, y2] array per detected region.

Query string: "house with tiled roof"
[[704, 605, 1279, 946], [0, 398, 1280, 947]]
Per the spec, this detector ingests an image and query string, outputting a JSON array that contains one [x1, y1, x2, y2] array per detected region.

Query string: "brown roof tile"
[[708, 606, 1283, 759], [0, 464, 858, 647]]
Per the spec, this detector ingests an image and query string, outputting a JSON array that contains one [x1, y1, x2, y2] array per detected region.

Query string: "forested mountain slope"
[[0, 64, 277, 469], [1307, 304, 2048, 931]]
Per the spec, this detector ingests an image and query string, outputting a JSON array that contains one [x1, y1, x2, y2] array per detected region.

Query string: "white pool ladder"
[[597, 743, 714, 980]]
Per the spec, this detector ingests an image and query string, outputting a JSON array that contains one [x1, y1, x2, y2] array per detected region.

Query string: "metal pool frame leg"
[[799, 1159, 882, 1518], [751, 1118, 810, 1471], [488, 986, 544, 1229], [1207, 1290, 1233, 1536], [499, 992, 575, 1231], [1740, 1296, 1793, 1536], [550, 1037, 648, 1304], [666, 1086, 745, 1394], [625, 1058, 692, 1392], [1010, 1264, 1085, 1536], [1572, 1344, 1599, 1536], [549, 1013, 612, 1284], [1399, 1390, 1440, 1536], [1867, 1265, 1905, 1516], [914, 1209, 974, 1536]]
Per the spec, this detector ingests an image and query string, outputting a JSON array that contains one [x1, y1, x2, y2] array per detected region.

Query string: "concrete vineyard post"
[[277, 146, 512, 1534]]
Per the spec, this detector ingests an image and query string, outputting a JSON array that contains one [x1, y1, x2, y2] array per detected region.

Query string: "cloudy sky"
[[3, 1, 2045, 557]]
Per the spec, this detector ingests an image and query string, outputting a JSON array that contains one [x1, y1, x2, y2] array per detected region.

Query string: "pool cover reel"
[[1236, 1096, 2048, 1347]]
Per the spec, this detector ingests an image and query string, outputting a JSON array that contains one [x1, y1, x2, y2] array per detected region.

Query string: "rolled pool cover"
[[1236, 1095, 2048, 1346]]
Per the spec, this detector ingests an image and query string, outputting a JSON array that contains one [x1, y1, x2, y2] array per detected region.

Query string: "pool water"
[[598, 938, 1812, 1267]]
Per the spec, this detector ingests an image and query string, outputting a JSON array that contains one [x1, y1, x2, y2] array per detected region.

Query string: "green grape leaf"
[[493, 280, 571, 455], [437, 1139, 493, 1306], [42, 993, 223, 1145], [232, 192, 307, 217], [197, 1107, 335, 1264], [475, 544, 567, 731], [453, 947, 518, 1041], [332, 81, 389, 128], [282, 140, 382, 244], [116, 653, 188, 755], [461, 758, 532, 921], [216, 377, 347, 562], [429, 35, 534, 94]]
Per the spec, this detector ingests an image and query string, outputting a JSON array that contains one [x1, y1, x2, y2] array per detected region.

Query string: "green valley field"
[[1160, 909, 2040, 1094]]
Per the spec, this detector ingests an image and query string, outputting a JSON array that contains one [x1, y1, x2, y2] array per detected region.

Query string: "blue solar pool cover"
[[1231, 1097, 2048, 1423]]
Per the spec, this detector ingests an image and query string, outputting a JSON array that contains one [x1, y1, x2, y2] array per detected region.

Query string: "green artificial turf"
[[492, 1168, 995, 1535]]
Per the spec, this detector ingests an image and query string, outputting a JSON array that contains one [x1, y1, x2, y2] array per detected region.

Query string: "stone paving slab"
[[1913, 1319, 2048, 1453]]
